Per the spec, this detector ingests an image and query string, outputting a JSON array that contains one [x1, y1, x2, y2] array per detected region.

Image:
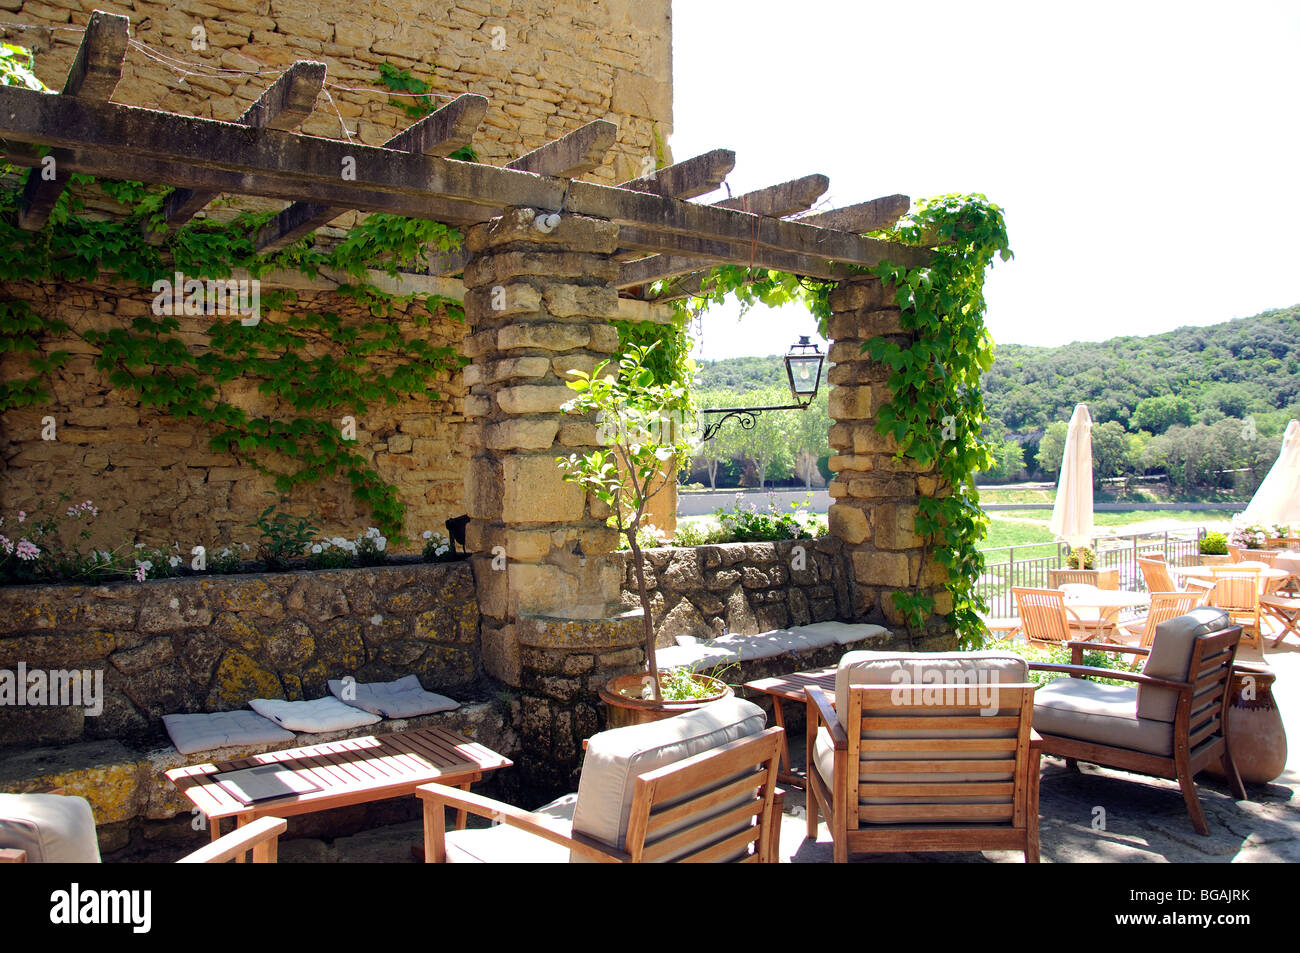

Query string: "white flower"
[[366, 527, 381, 538], [376, 537, 387, 552], [311, 544, 323, 554], [141, 560, 153, 570], [422, 530, 433, 539], [168, 555, 182, 567]]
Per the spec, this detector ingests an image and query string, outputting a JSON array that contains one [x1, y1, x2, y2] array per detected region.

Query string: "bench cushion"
[[163, 710, 295, 755], [656, 622, 889, 671], [327, 675, 460, 719], [0, 793, 101, 863], [571, 697, 766, 861], [1035, 678, 1173, 756], [248, 696, 382, 733]]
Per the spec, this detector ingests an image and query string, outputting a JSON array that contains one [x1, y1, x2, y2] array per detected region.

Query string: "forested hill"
[[695, 305, 1300, 438], [982, 305, 1300, 436]]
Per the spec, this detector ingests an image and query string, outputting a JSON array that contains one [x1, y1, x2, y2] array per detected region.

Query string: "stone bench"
[[655, 620, 892, 685], [0, 699, 519, 850]]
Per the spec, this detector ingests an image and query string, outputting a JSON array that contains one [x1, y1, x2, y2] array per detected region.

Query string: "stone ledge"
[[515, 611, 644, 650]]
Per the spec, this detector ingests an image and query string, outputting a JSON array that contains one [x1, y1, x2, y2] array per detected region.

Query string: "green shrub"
[[1199, 532, 1228, 555], [985, 639, 1142, 688]]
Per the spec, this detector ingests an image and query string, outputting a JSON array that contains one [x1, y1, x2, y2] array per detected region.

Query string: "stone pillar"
[[824, 276, 954, 647], [460, 207, 645, 795]]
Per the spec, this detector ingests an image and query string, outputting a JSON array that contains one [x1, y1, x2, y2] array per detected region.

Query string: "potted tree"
[[556, 344, 732, 727]]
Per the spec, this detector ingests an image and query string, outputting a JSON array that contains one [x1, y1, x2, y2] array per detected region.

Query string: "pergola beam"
[[617, 149, 735, 199], [17, 10, 128, 231], [617, 174, 831, 287], [150, 61, 327, 241], [505, 119, 617, 178], [796, 194, 910, 233], [252, 93, 490, 253], [0, 86, 929, 271]]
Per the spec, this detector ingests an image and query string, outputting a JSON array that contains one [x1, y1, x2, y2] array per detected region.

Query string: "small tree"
[[556, 343, 691, 702]]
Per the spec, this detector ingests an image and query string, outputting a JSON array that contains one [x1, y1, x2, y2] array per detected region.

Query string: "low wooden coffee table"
[[744, 666, 836, 787], [167, 726, 512, 846]]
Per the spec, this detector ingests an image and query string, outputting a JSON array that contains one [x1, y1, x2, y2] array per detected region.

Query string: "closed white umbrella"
[[1050, 404, 1094, 566], [1241, 419, 1300, 525]]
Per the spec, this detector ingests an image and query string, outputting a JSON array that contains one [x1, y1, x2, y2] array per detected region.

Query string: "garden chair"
[[0, 793, 285, 863], [1048, 568, 1100, 588], [417, 698, 784, 863], [1207, 567, 1262, 648], [1028, 608, 1246, 835], [803, 651, 1040, 862], [1138, 556, 1179, 594], [1119, 590, 1208, 647], [1013, 587, 1104, 644]]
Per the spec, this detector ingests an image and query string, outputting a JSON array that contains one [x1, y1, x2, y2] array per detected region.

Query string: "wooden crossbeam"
[[617, 149, 735, 199], [617, 174, 830, 288], [796, 194, 910, 233], [149, 61, 327, 241], [0, 86, 929, 272], [505, 119, 617, 178], [17, 10, 128, 231], [253, 93, 489, 253]]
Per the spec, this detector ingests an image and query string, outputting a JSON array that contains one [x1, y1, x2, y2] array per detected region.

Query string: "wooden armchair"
[[418, 699, 784, 863], [1013, 586, 1100, 644], [803, 652, 1040, 863], [1208, 567, 1262, 648], [1028, 608, 1246, 835], [1138, 556, 1179, 594], [1120, 590, 1208, 647], [0, 793, 285, 863]]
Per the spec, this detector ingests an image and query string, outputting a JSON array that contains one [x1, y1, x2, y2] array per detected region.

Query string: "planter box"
[[1196, 554, 1233, 566], [1046, 567, 1119, 590]]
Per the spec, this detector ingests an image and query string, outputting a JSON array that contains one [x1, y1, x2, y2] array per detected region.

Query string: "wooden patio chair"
[[1048, 568, 1100, 588], [1207, 567, 1262, 648], [1028, 608, 1246, 835], [803, 652, 1040, 862], [418, 698, 784, 863], [1138, 556, 1179, 594], [1013, 586, 1102, 644], [1119, 590, 1208, 647], [0, 793, 285, 863]]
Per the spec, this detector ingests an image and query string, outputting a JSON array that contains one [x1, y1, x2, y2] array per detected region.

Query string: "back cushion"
[[571, 698, 766, 861], [0, 793, 101, 863], [1138, 608, 1230, 722], [836, 651, 1029, 705]]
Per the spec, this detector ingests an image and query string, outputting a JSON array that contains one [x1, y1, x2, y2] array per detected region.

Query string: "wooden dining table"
[[1062, 588, 1149, 642]]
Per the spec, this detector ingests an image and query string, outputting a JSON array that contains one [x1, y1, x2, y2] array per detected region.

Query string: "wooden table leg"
[[209, 814, 222, 843], [457, 783, 470, 831], [234, 814, 248, 863]]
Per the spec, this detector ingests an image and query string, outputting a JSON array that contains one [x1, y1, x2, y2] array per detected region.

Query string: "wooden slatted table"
[[167, 726, 512, 846], [743, 666, 836, 788]]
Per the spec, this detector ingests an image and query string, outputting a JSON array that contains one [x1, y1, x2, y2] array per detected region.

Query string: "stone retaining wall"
[[0, 560, 482, 750], [617, 539, 854, 647]]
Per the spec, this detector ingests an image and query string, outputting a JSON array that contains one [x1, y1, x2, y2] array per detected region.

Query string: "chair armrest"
[[0, 848, 27, 863], [176, 816, 287, 864], [1029, 728, 1043, 748], [804, 686, 847, 749], [1064, 640, 1150, 657], [1026, 663, 1189, 691], [416, 782, 629, 863]]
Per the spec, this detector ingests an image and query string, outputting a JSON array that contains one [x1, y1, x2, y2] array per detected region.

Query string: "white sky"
[[670, 0, 1300, 362]]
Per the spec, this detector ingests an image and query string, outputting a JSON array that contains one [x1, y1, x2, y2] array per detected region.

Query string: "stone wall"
[[0, 279, 471, 550], [0, 560, 482, 750], [617, 539, 853, 647]]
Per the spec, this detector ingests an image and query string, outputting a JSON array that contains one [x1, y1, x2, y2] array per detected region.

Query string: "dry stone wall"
[[0, 560, 482, 750]]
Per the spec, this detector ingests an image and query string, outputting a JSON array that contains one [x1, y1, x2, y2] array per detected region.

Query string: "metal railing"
[[976, 528, 1206, 618]]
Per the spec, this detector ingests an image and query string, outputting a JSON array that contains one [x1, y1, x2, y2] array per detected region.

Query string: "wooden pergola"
[[0, 11, 931, 300]]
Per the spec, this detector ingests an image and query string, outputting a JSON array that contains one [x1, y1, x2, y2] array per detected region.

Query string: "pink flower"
[[15, 539, 39, 561], [17, 511, 25, 523], [0, 535, 11, 555], [134, 562, 148, 583]]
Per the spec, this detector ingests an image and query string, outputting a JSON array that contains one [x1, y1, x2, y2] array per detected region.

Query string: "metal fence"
[[976, 528, 1206, 618]]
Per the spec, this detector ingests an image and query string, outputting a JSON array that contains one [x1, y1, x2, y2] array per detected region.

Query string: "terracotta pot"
[[1207, 663, 1287, 785], [598, 673, 734, 729]]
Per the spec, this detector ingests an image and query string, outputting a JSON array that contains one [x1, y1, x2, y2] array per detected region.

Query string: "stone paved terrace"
[[106, 640, 1300, 864]]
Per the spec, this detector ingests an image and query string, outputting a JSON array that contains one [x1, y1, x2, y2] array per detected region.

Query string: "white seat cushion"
[[327, 675, 460, 718], [248, 696, 381, 733], [1035, 678, 1173, 756], [443, 794, 577, 863], [163, 710, 295, 755], [656, 622, 889, 670], [571, 698, 767, 861], [0, 793, 101, 863]]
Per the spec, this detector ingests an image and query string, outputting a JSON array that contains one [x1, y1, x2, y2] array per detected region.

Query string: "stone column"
[[824, 276, 954, 647], [460, 207, 643, 795]]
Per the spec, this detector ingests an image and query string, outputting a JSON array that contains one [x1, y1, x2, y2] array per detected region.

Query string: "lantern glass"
[[784, 336, 824, 401]]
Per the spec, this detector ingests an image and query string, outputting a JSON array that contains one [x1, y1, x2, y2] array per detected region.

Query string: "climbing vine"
[[0, 169, 467, 541], [666, 194, 1010, 648]]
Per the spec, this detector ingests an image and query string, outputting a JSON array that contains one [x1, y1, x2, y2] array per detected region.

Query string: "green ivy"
[[0, 176, 468, 542], [376, 64, 478, 162]]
